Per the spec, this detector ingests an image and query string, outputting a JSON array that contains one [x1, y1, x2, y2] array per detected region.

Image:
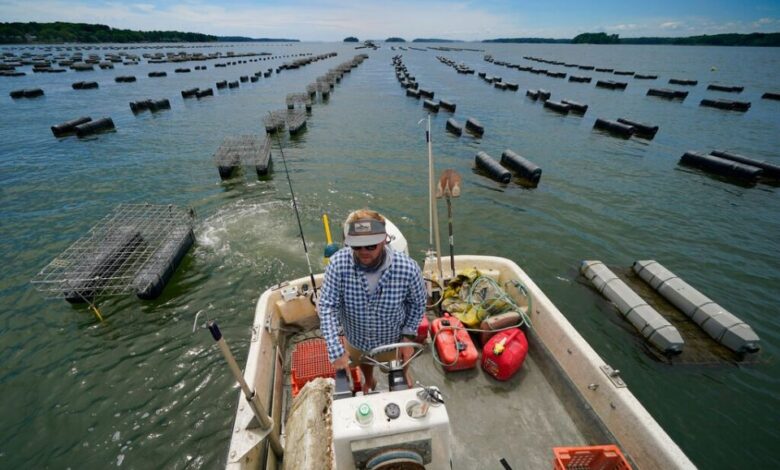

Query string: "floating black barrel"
[[75, 117, 115, 137], [51, 116, 92, 137], [478, 71, 487, 78], [700, 98, 750, 112], [134, 229, 195, 300], [65, 227, 145, 303], [616, 118, 658, 139], [228, 81, 239, 88], [445, 118, 462, 136], [148, 71, 167, 78], [679, 151, 762, 181], [593, 118, 634, 138], [263, 71, 271, 77], [148, 99, 171, 112], [596, 80, 627, 90], [710, 150, 780, 179], [115, 75, 136, 83], [647, 88, 688, 100], [475, 151, 511, 183], [72, 81, 98, 90], [595, 67, 613, 72], [762, 92, 780, 101], [494, 82, 507, 90], [175, 68, 191, 73], [216, 80, 227, 89], [561, 99, 588, 115], [538, 89, 551, 101], [193, 87, 212, 99], [130, 99, 153, 113], [501, 149, 542, 184], [181, 87, 199, 98], [423, 99, 440, 112], [634, 74, 657, 80], [707, 84, 744, 93], [439, 99, 456, 112], [406, 88, 421, 98], [504, 82, 519, 91], [419, 88, 434, 99], [526, 89, 539, 100], [569, 75, 592, 83], [22, 88, 44, 98], [669, 78, 697, 86], [250, 75, 259, 82], [614, 70, 635, 76], [543, 100, 570, 114], [240, 75, 248, 82], [465, 118, 484, 137]]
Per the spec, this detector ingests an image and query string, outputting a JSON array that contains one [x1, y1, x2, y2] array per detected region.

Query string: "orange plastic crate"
[[290, 338, 360, 397], [553, 445, 631, 470]]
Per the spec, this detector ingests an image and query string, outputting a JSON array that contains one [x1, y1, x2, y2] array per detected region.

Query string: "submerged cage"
[[286, 109, 307, 135], [31, 204, 195, 303], [213, 134, 273, 178], [264, 110, 287, 133]]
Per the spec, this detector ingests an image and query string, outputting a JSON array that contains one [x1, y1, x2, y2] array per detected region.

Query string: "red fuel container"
[[414, 316, 429, 344], [430, 313, 479, 372], [481, 328, 528, 381]]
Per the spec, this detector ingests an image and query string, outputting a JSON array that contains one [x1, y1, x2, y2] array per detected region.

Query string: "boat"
[[214, 120, 696, 470]]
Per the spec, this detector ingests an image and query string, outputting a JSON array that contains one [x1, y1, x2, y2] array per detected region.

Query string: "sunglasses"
[[351, 244, 379, 251]]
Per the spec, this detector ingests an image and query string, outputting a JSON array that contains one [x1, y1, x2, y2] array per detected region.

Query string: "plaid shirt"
[[318, 247, 426, 362]]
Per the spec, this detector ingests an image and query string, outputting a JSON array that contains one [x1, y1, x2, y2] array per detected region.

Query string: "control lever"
[[334, 368, 354, 400]]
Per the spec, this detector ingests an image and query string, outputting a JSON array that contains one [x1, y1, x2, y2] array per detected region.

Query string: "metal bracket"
[[600, 365, 627, 388]]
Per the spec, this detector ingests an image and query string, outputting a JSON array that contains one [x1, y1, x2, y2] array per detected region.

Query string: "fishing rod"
[[271, 127, 318, 298]]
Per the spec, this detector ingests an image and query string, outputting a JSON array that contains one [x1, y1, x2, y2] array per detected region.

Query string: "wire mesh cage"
[[285, 92, 312, 109], [31, 204, 195, 302], [264, 109, 287, 133], [286, 109, 307, 134], [213, 135, 271, 167]]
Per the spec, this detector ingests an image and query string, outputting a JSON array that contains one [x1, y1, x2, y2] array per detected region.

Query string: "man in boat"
[[318, 209, 427, 394]]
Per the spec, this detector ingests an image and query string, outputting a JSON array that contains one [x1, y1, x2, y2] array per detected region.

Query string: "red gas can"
[[414, 316, 429, 344], [430, 313, 479, 372], [481, 328, 528, 381]]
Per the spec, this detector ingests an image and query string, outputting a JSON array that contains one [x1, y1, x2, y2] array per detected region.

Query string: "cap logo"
[[354, 221, 372, 233]]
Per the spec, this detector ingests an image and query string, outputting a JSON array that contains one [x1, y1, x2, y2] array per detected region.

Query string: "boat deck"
[[280, 324, 613, 470]]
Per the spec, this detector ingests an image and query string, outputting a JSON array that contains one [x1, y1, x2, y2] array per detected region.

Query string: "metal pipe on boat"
[[206, 320, 284, 457]]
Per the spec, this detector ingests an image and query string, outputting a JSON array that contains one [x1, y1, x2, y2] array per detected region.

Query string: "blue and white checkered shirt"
[[318, 247, 426, 362]]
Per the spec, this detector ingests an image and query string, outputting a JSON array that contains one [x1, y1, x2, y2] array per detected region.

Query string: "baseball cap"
[[344, 218, 387, 247]]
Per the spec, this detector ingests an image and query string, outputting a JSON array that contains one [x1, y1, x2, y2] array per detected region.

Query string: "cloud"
[[608, 23, 639, 31], [660, 21, 683, 30]]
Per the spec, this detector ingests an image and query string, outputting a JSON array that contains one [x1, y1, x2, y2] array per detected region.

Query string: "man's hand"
[[399, 337, 414, 364], [332, 352, 350, 370], [400, 337, 414, 387]]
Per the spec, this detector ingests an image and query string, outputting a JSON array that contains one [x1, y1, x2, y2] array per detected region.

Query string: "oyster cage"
[[31, 204, 195, 303], [213, 134, 272, 178]]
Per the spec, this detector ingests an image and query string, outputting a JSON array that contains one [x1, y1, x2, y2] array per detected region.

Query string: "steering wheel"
[[361, 341, 425, 372]]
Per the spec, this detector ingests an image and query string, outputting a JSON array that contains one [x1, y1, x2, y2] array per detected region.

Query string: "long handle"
[[207, 321, 284, 458]]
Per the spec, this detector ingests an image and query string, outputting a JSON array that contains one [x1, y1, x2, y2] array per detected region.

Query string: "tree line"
[[0, 22, 217, 44]]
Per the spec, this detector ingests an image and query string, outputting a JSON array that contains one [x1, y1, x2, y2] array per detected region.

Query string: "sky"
[[1, 0, 779, 41]]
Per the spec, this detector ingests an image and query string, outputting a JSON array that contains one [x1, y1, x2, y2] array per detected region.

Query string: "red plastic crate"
[[553, 445, 631, 470], [290, 338, 360, 397]]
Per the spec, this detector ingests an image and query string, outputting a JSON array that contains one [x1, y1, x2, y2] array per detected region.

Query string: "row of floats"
[[394, 55, 543, 187], [1, 48, 308, 76], [581, 260, 760, 357], [47, 52, 340, 139], [214, 54, 370, 181], [484, 55, 759, 112], [480, 55, 778, 185], [10, 52, 328, 102]]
